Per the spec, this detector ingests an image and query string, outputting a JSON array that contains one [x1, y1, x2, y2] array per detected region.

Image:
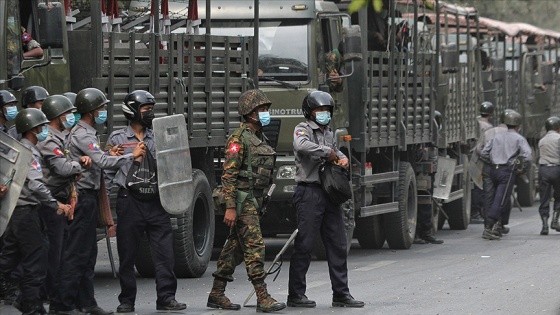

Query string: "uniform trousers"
[[0, 205, 47, 307], [115, 188, 177, 305], [51, 192, 99, 311], [487, 165, 516, 222], [288, 184, 350, 297], [538, 165, 560, 217], [39, 200, 67, 301]]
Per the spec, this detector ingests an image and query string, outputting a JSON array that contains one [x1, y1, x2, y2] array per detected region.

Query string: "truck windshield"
[[198, 20, 309, 82]]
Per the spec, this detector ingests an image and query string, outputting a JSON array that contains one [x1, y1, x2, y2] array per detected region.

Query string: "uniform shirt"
[[104, 125, 156, 191], [68, 120, 133, 191], [476, 124, 507, 154], [478, 117, 493, 134], [0, 123, 21, 140], [17, 138, 58, 210], [538, 130, 560, 166], [480, 129, 532, 169], [324, 49, 344, 93], [36, 125, 83, 198], [293, 120, 346, 184]]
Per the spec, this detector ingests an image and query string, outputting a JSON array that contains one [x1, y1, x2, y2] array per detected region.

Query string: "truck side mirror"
[[491, 57, 505, 82], [342, 25, 362, 63], [441, 43, 458, 73], [37, 2, 64, 48]]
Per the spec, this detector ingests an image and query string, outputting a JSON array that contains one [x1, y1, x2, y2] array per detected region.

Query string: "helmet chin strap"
[[245, 113, 262, 126]]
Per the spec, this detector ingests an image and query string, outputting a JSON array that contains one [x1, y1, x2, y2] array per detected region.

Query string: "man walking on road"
[[537, 116, 560, 235]]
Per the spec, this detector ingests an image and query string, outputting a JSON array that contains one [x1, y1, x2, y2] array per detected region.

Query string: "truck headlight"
[[276, 165, 297, 179]]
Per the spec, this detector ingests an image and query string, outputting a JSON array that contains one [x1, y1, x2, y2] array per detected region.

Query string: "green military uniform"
[[325, 49, 344, 93]]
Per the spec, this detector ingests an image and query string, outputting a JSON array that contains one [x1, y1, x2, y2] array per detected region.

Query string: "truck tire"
[[444, 158, 471, 230], [515, 163, 536, 207], [313, 206, 355, 260], [135, 169, 215, 278], [384, 162, 417, 249], [355, 216, 385, 249]]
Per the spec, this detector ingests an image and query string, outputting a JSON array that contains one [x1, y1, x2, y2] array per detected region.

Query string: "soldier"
[[288, 91, 363, 308], [0, 90, 20, 139], [38, 95, 90, 302], [480, 110, 532, 240], [104, 90, 186, 313], [21, 27, 43, 59], [49, 88, 145, 315], [471, 102, 495, 224], [207, 89, 285, 313], [324, 42, 344, 93], [21, 86, 49, 109], [537, 116, 560, 235], [0, 108, 72, 315]]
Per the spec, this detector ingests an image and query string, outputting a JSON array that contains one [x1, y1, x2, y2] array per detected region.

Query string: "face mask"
[[74, 113, 81, 121], [315, 111, 331, 125], [62, 113, 76, 129], [140, 110, 155, 127], [35, 125, 48, 142], [94, 110, 107, 124], [5, 106, 18, 121], [258, 111, 271, 126]]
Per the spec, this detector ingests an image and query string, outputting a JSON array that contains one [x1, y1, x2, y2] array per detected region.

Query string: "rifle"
[[259, 184, 276, 216], [243, 229, 298, 307]]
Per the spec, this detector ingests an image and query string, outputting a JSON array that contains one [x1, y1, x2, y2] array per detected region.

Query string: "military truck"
[[150, 0, 480, 254], [1, 0, 253, 277], [477, 18, 560, 206]]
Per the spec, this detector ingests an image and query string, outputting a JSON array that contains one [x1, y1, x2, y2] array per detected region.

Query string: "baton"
[[259, 184, 276, 216], [243, 229, 298, 307]]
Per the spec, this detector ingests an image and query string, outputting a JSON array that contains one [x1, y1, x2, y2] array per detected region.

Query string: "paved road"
[[2, 201, 560, 314]]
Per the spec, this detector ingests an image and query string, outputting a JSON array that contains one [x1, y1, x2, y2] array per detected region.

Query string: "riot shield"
[[432, 156, 457, 200], [152, 114, 193, 215], [0, 132, 33, 236], [468, 151, 484, 189]]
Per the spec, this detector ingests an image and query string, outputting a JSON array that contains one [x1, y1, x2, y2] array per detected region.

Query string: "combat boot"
[[253, 281, 286, 313], [540, 215, 549, 235], [482, 220, 500, 240], [206, 278, 240, 310], [551, 210, 560, 231]]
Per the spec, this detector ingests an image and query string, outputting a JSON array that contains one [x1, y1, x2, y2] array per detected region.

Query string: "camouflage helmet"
[[499, 109, 514, 124], [75, 88, 110, 114], [503, 110, 522, 127], [63, 92, 77, 105], [0, 90, 18, 108], [479, 101, 494, 116], [302, 90, 334, 120], [22, 86, 49, 107], [41, 95, 77, 120], [15, 108, 49, 134], [545, 116, 560, 132], [238, 89, 272, 116]]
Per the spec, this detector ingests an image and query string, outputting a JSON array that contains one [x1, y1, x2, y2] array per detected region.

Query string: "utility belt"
[[297, 182, 321, 187], [79, 189, 98, 196], [540, 164, 560, 167], [493, 164, 510, 169]]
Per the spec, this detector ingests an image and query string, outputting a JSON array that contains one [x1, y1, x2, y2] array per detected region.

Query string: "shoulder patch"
[[227, 142, 241, 154], [88, 141, 101, 151], [53, 147, 64, 157], [31, 159, 42, 172], [295, 130, 305, 136]]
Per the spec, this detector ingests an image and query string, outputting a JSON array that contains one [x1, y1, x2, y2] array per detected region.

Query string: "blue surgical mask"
[[258, 111, 271, 126], [5, 106, 18, 121], [62, 113, 76, 129], [36, 125, 48, 142], [74, 113, 81, 121], [94, 110, 107, 124], [315, 111, 331, 125]]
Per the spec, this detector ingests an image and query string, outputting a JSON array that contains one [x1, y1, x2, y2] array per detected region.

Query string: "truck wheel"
[[313, 205, 355, 260], [173, 169, 215, 278], [384, 162, 417, 249], [355, 216, 385, 249], [444, 158, 471, 230], [134, 169, 215, 278], [516, 163, 536, 207]]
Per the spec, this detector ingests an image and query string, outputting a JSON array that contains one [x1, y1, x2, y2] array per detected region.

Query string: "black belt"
[[79, 189, 98, 196], [298, 182, 321, 187], [540, 164, 559, 167], [494, 164, 509, 169]]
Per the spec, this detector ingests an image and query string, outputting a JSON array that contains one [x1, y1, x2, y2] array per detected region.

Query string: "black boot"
[[551, 211, 560, 231], [540, 215, 549, 235], [482, 220, 500, 240]]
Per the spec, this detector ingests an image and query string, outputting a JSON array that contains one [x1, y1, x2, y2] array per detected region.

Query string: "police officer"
[[37, 95, 90, 302], [288, 91, 364, 308], [0, 90, 20, 139], [62, 92, 80, 131], [537, 116, 560, 235], [480, 110, 532, 240], [22, 86, 49, 109], [471, 102, 495, 224], [0, 108, 72, 315], [207, 89, 285, 313], [104, 90, 186, 313], [49, 88, 145, 315]]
